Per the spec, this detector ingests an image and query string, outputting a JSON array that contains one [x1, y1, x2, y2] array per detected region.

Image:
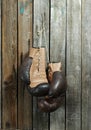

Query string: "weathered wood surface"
[[2, 0, 17, 128], [66, 0, 81, 130], [0, 0, 1, 128], [50, 0, 66, 130], [82, 0, 91, 130], [33, 0, 49, 130], [1, 0, 91, 129], [18, 0, 32, 129]]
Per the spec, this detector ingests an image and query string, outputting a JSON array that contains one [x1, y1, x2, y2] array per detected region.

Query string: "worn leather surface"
[[48, 71, 67, 97], [47, 63, 67, 97], [27, 83, 49, 97], [38, 93, 65, 113], [29, 48, 48, 88], [19, 57, 33, 85]]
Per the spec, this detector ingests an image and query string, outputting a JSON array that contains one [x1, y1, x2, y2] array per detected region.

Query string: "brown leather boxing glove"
[[20, 49, 67, 101], [47, 63, 67, 97], [19, 47, 49, 97], [38, 63, 67, 112]]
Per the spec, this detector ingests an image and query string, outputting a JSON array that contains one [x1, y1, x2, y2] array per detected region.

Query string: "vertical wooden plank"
[[2, 0, 17, 128], [82, 0, 91, 130], [66, 0, 81, 130], [0, 0, 1, 128], [33, 0, 49, 130], [18, 0, 32, 129], [50, 0, 66, 130]]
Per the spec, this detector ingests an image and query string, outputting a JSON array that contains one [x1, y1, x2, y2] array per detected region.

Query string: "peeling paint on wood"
[[19, 0, 32, 15]]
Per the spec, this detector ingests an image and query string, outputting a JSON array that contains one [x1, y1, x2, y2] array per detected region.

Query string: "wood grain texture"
[[33, 0, 49, 130], [50, 0, 66, 130], [66, 0, 81, 130], [0, 0, 1, 128], [18, 0, 32, 129], [2, 0, 17, 128], [82, 0, 91, 129], [1, 0, 91, 130]]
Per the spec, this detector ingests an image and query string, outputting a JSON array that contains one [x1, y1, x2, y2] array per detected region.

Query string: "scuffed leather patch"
[[19, 57, 33, 85]]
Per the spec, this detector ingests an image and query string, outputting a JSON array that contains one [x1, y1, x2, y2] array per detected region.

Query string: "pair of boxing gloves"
[[20, 48, 67, 112]]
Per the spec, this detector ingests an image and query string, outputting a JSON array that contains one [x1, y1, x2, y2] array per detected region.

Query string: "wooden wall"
[[0, 0, 91, 130]]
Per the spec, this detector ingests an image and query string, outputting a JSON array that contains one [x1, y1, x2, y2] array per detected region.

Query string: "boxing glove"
[[38, 62, 66, 112], [20, 47, 49, 97], [47, 63, 67, 97]]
